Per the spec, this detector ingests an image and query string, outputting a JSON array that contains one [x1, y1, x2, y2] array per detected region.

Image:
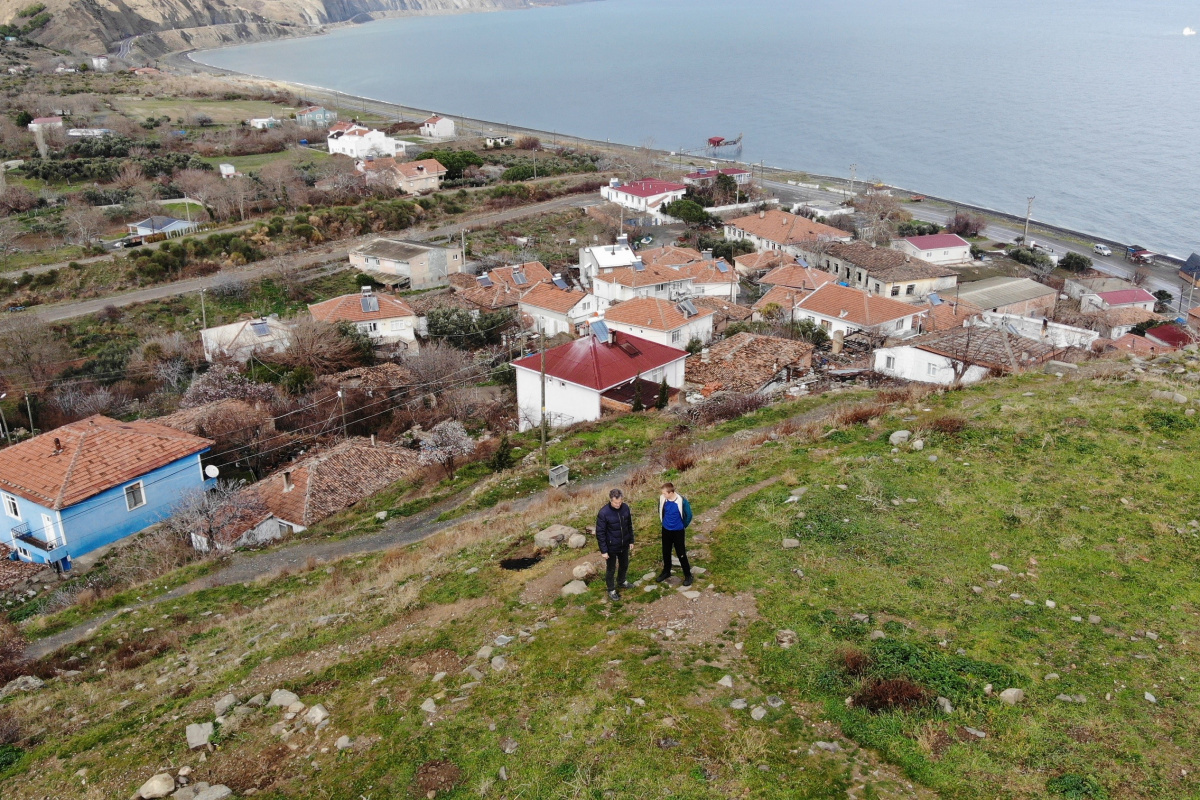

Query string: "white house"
[[682, 167, 751, 187], [591, 260, 695, 304], [219, 163, 238, 178], [518, 283, 605, 336], [91, 56, 109, 71], [308, 287, 419, 351], [1079, 287, 1157, 313], [776, 282, 926, 338], [511, 327, 687, 431], [1063, 276, 1134, 301], [420, 115, 456, 139], [972, 311, 1099, 350], [27, 116, 63, 133], [677, 259, 740, 301], [603, 297, 715, 348], [798, 241, 959, 302], [723, 209, 851, 257], [248, 117, 281, 130], [349, 239, 465, 290], [874, 326, 1063, 386], [201, 316, 292, 363], [599, 178, 687, 220], [578, 235, 638, 287], [127, 216, 200, 238], [327, 126, 404, 159], [892, 233, 973, 266]]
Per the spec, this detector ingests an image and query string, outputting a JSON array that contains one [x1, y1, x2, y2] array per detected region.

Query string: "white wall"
[[328, 131, 403, 159], [515, 367, 600, 431], [605, 316, 713, 347], [792, 310, 916, 338], [893, 240, 972, 266], [973, 312, 1097, 349], [873, 346, 991, 386], [1081, 293, 1155, 313]]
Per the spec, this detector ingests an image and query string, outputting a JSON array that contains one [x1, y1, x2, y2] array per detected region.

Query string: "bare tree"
[[63, 205, 105, 247], [173, 169, 223, 217], [417, 419, 475, 478], [402, 341, 483, 394], [1131, 267, 1150, 287], [111, 161, 146, 192], [853, 190, 908, 245], [259, 161, 302, 209], [0, 314, 71, 392], [160, 481, 268, 554], [277, 319, 369, 375], [0, 219, 20, 268]]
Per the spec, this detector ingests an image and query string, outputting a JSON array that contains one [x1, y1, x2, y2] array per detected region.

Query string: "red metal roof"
[[1096, 288, 1156, 306], [510, 331, 686, 391], [612, 179, 687, 199], [903, 233, 970, 250], [1144, 324, 1193, 348]]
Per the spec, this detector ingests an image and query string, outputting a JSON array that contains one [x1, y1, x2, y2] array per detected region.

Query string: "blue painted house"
[[0, 415, 214, 571]]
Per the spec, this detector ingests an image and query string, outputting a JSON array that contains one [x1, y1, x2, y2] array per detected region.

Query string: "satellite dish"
[[204, 465, 220, 479]]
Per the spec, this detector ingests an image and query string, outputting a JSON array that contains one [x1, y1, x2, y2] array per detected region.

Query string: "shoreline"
[[177, 46, 1185, 270]]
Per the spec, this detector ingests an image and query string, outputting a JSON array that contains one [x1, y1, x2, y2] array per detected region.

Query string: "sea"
[[195, 0, 1200, 257]]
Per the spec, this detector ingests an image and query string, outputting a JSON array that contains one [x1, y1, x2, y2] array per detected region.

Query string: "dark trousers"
[[661, 527, 691, 578], [604, 546, 629, 591]]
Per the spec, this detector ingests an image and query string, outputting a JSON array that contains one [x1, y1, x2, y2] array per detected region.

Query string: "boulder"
[[213, 694, 238, 717], [560, 580, 588, 597], [911, 439, 925, 451], [775, 630, 798, 648], [304, 704, 329, 726], [572, 562, 597, 581], [137, 773, 175, 799], [730, 698, 747, 710], [782, 538, 800, 549], [534, 524, 575, 549], [889, 430, 912, 446], [186, 722, 213, 750], [998, 688, 1024, 706], [936, 696, 953, 714], [766, 695, 785, 708], [0, 675, 44, 698], [420, 698, 438, 714], [193, 786, 232, 800], [750, 706, 767, 721], [267, 689, 299, 708], [567, 533, 587, 549], [336, 735, 353, 750], [246, 693, 266, 707], [491, 656, 507, 672], [717, 675, 734, 688], [172, 788, 197, 800]]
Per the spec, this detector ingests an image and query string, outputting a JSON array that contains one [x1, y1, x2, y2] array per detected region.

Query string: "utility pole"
[[849, 164, 857, 199], [539, 323, 547, 466], [200, 286, 207, 332], [1023, 196, 1035, 244], [337, 389, 348, 440], [24, 394, 33, 434], [0, 392, 9, 443]]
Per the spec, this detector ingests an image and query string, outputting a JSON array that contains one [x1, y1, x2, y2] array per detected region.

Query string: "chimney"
[[700, 347, 710, 363], [702, 249, 714, 261], [370, 434, 376, 446], [904, 254, 911, 262], [52, 437, 62, 455], [283, 471, 294, 492], [759, 210, 766, 219]]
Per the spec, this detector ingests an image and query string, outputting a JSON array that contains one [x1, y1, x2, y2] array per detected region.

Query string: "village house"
[[327, 125, 405, 159], [1106, 332, 1171, 355], [733, 250, 789, 277], [892, 233, 973, 266], [201, 316, 292, 363], [676, 259, 740, 301], [917, 296, 983, 332], [599, 178, 687, 222], [197, 438, 422, 552], [578, 235, 638, 287], [518, 282, 604, 336], [972, 312, 1099, 349], [1063, 276, 1136, 300], [759, 282, 926, 338], [799, 241, 959, 302], [26, 116, 62, 132], [406, 289, 480, 337], [691, 296, 754, 334], [296, 106, 338, 128], [1082, 307, 1160, 339], [356, 157, 448, 194], [1079, 287, 1157, 313], [1143, 324, 1194, 350], [874, 326, 1063, 387], [723, 209, 851, 257], [758, 262, 834, 293], [953, 277, 1057, 317], [248, 117, 281, 130], [637, 245, 706, 269], [349, 239, 465, 289], [686, 332, 813, 395], [0, 416, 214, 570], [511, 326, 687, 431], [309, 287, 419, 352], [603, 297, 715, 348], [454, 261, 555, 311], [127, 215, 199, 238], [420, 115, 456, 139], [591, 260, 696, 304], [682, 166, 752, 187], [1189, 305, 1200, 332]]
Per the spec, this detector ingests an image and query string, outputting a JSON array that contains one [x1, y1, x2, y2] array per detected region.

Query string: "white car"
[[1093, 244, 1112, 257]]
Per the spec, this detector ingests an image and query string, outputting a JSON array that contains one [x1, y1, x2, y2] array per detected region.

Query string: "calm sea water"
[[197, 0, 1200, 256]]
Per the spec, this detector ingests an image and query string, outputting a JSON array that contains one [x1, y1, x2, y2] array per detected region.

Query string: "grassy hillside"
[[1, 356, 1198, 799]]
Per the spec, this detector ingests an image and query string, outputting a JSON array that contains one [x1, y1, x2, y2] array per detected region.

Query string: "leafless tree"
[[276, 319, 368, 375], [1131, 267, 1150, 287], [63, 205, 105, 247], [402, 341, 484, 394], [173, 168, 224, 216], [0, 314, 71, 392], [853, 190, 908, 245], [259, 161, 302, 209], [0, 219, 20, 268], [111, 161, 146, 192], [417, 419, 475, 477], [160, 481, 269, 554]]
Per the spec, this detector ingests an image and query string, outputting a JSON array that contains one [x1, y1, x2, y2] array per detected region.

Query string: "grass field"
[[2, 358, 1199, 799], [197, 149, 330, 173], [110, 97, 296, 126]]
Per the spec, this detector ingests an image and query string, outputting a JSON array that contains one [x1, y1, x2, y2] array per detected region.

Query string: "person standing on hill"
[[657, 482, 694, 587], [596, 488, 634, 602]]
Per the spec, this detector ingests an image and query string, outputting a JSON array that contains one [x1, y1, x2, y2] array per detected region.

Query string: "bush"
[[945, 211, 987, 238], [851, 678, 931, 713], [1046, 775, 1108, 799], [0, 620, 28, 684], [685, 393, 768, 426], [922, 414, 968, 435], [488, 434, 514, 471], [1008, 246, 1053, 271], [656, 444, 696, 473], [1059, 252, 1092, 273], [840, 647, 872, 677]]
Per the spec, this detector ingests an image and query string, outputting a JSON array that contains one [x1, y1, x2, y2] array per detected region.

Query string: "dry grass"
[[839, 646, 872, 677], [921, 414, 969, 435], [656, 444, 697, 473], [833, 402, 890, 427], [852, 678, 931, 713]]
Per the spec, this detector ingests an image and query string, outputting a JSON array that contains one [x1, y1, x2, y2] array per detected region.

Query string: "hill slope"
[[2, 356, 1200, 799]]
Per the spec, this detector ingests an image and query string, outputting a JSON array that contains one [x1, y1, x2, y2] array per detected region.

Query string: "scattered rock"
[[790, 487, 809, 498], [534, 524, 575, 548], [304, 704, 329, 726], [567, 534, 587, 549], [717, 675, 734, 688], [1088, 615, 1102, 625], [1145, 692, 1157, 704], [420, 698, 438, 714], [936, 697, 953, 714], [137, 773, 176, 799], [911, 440, 925, 451], [750, 706, 767, 721], [775, 630, 798, 648], [730, 698, 748, 710], [928, 455, 938, 462], [500, 736, 519, 754], [498, 766, 508, 781], [984, 684, 993, 696], [889, 430, 912, 446], [642, 572, 656, 582], [998, 688, 1024, 706], [193, 787, 232, 800], [476, 645, 494, 660], [1046, 600, 1057, 609], [657, 737, 681, 749], [870, 630, 886, 640], [782, 538, 800, 549], [813, 741, 841, 753], [247, 694, 265, 707], [267, 689, 298, 708], [766, 695, 785, 708], [571, 563, 597, 581], [336, 735, 352, 751], [1070, 616, 1083, 622], [682, 591, 701, 600], [186, 722, 213, 750], [491, 656, 507, 672], [375, 511, 387, 521], [1146, 632, 1159, 641], [963, 727, 987, 739], [0, 675, 44, 698], [213, 694, 237, 717], [850, 613, 869, 623], [560, 580, 588, 597], [1044, 673, 1060, 681], [971, 586, 983, 594], [494, 634, 514, 647], [991, 564, 1010, 573]]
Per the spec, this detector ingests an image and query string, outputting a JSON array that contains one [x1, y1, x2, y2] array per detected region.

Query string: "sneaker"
[[607, 589, 621, 602], [656, 572, 672, 583], [620, 581, 634, 590], [682, 575, 693, 588]]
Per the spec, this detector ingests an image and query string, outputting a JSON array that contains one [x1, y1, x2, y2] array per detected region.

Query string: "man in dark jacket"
[[596, 488, 634, 601]]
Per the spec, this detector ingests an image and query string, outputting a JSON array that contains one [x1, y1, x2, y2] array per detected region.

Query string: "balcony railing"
[[11, 521, 60, 554]]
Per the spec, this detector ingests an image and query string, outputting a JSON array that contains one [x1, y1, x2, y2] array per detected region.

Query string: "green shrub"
[[1046, 774, 1107, 799]]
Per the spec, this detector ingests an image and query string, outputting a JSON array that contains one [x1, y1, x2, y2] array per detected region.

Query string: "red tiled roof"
[[759, 264, 833, 291], [638, 245, 703, 268], [1108, 333, 1168, 354], [0, 416, 212, 510], [685, 333, 813, 393], [752, 285, 807, 313], [511, 331, 686, 391], [923, 298, 983, 332], [793, 283, 924, 326], [1096, 288, 1156, 306], [909, 327, 1062, 372], [692, 296, 754, 321], [604, 297, 714, 331], [30, 116, 62, 124], [592, 261, 692, 288], [902, 233, 970, 250], [734, 251, 789, 272], [518, 283, 590, 314], [395, 159, 447, 179], [457, 261, 554, 310], [611, 179, 686, 198], [309, 292, 415, 324], [726, 210, 848, 246]]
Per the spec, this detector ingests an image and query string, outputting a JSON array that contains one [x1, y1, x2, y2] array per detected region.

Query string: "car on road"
[[1093, 244, 1112, 256], [6, 306, 25, 313]]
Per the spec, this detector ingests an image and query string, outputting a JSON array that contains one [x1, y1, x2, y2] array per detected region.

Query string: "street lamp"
[[0, 393, 9, 444]]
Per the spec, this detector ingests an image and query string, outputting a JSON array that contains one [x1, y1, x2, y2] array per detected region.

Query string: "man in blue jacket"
[[657, 482, 694, 587], [596, 488, 635, 601]]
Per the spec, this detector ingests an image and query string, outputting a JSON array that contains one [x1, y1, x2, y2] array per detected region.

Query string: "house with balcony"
[[0, 416, 214, 571], [518, 282, 604, 336], [723, 209, 851, 257], [599, 178, 687, 223], [296, 106, 338, 128], [349, 239, 465, 289], [591, 260, 695, 304], [327, 125, 405, 159]]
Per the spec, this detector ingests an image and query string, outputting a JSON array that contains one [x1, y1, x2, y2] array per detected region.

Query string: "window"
[[358, 322, 378, 334], [2, 494, 18, 520], [125, 482, 146, 511], [581, 301, 590, 311], [672, 330, 682, 343], [874, 282, 881, 293], [277, 521, 293, 537], [391, 319, 403, 330], [906, 284, 916, 296], [890, 286, 900, 296], [927, 363, 937, 376], [820, 320, 831, 332], [856, 271, 863, 282], [885, 356, 896, 369], [655, 284, 665, 292], [16, 546, 29, 559]]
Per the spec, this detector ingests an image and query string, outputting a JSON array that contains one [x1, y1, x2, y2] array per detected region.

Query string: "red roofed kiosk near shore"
[[511, 328, 687, 431]]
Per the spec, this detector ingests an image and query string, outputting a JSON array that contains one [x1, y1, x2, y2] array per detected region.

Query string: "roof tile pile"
[[824, 242, 958, 281], [686, 333, 814, 393]]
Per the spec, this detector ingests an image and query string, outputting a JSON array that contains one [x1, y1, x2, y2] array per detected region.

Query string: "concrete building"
[[591, 261, 695, 304], [127, 216, 200, 238], [599, 178, 687, 221], [954, 277, 1057, 317], [761, 282, 926, 338], [682, 167, 751, 187], [511, 328, 687, 431], [874, 327, 1063, 387], [327, 125, 404, 159], [420, 115, 456, 139], [892, 233, 973, 266], [723, 209, 851, 257], [201, 316, 292, 363], [603, 297, 715, 348], [308, 287, 419, 352], [296, 106, 338, 128], [578, 235, 638, 287], [799, 241, 959, 302], [26, 116, 62, 132], [248, 117, 281, 130], [455, 262, 555, 311], [972, 311, 1099, 350], [1079, 287, 1156, 313], [518, 283, 603, 336], [1063, 276, 1135, 301], [349, 239, 465, 290], [356, 157, 447, 194]]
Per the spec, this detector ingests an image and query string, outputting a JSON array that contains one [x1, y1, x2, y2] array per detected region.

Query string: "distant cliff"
[[0, 0, 593, 57]]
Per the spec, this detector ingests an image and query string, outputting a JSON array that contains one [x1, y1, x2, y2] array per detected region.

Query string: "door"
[[41, 513, 59, 548]]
